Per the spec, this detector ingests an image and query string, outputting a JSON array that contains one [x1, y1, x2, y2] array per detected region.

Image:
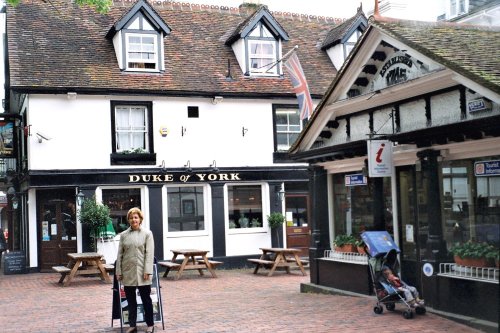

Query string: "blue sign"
[[474, 160, 500, 176], [345, 174, 367, 186]]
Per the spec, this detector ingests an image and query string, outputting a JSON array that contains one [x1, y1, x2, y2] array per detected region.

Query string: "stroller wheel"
[[403, 310, 413, 319], [374, 305, 383, 314], [415, 306, 426, 315], [385, 303, 395, 311]]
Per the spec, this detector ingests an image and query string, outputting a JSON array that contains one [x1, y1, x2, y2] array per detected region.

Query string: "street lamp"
[[275, 185, 285, 203]]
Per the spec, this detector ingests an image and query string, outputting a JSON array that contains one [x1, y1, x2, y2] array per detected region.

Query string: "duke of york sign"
[[128, 173, 241, 183]]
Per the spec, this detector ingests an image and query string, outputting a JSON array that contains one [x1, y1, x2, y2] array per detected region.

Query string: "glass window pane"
[[102, 188, 142, 234], [228, 185, 263, 229], [167, 187, 205, 232]]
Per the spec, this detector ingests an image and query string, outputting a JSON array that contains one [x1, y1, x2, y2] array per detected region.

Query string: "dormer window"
[[126, 33, 158, 70], [248, 24, 278, 74], [225, 5, 289, 77], [106, 0, 171, 73]]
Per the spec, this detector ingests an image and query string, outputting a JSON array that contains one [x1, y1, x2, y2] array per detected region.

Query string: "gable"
[[346, 40, 443, 98]]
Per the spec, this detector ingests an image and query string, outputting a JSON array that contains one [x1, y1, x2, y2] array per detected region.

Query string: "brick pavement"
[[0, 268, 484, 333]]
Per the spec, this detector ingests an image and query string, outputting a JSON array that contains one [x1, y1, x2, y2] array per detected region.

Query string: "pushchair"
[[361, 231, 426, 319]]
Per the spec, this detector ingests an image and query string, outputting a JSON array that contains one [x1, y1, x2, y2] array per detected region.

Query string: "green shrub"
[[450, 241, 498, 259], [333, 234, 357, 247]]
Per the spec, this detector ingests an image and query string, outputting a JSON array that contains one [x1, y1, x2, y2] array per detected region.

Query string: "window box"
[[110, 152, 156, 165]]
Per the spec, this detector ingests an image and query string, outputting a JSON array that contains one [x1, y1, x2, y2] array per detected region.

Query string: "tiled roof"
[[7, 0, 345, 97], [321, 8, 367, 50], [371, 17, 500, 93]]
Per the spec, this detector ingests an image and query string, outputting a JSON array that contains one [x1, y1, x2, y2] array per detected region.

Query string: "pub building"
[[5, 1, 370, 272], [290, 14, 499, 327]]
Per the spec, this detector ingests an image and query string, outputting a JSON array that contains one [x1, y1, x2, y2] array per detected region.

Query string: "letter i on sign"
[[375, 143, 385, 163]]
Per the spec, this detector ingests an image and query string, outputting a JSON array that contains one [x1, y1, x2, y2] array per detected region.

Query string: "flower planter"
[[335, 244, 357, 253], [357, 246, 367, 255], [453, 255, 492, 268]]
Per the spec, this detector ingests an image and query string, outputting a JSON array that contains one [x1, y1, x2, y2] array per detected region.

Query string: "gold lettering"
[[230, 173, 241, 180], [142, 175, 151, 182], [219, 174, 229, 181], [152, 175, 163, 182], [129, 175, 140, 183], [196, 174, 206, 181], [164, 174, 174, 182], [207, 174, 217, 181]]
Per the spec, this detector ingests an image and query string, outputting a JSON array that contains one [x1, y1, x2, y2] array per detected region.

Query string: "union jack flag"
[[284, 52, 313, 120]]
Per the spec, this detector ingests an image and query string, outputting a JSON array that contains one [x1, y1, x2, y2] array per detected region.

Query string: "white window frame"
[[224, 183, 269, 235], [114, 105, 149, 153], [125, 32, 158, 71], [163, 184, 211, 238], [248, 39, 278, 75], [275, 108, 302, 151]]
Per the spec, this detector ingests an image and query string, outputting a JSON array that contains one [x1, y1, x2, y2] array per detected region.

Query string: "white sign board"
[[367, 140, 393, 177]]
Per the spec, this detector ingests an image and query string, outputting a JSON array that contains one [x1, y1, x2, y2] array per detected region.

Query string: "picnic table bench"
[[248, 248, 307, 277], [160, 249, 223, 280], [52, 252, 113, 286]]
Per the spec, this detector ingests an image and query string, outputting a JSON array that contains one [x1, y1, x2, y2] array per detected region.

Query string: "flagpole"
[[264, 45, 298, 73]]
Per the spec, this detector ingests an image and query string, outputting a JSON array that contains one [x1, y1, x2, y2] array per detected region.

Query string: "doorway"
[[285, 195, 310, 257], [38, 190, 77, 271]]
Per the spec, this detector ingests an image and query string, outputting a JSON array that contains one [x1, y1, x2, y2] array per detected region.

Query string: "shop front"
[[291, 16, 499, 327], [26, 167, 309, 271]]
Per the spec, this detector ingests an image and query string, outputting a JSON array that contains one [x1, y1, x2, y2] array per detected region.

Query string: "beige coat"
[[116, 227, 154, 286]]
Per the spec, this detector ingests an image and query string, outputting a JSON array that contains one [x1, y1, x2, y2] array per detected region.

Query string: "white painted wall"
[[232, 38, 246, 73], [27, 94, 304, 170]]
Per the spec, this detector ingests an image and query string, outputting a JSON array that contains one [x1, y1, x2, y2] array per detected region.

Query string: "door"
[[285, 195, 310, 257], [397, 166, 424, 290], [39, 200, 77, 271]]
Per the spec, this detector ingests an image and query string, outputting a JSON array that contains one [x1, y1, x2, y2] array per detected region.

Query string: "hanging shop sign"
[[367, 140, 393, 177], [345, 174, 367, 186], [474, 160, 500, 176], [0, 120, 15, 158]]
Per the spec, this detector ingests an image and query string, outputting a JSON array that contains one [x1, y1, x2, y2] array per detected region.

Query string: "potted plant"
[[79, 197, 112, 251], [450, 241, 498, 268], [267, 212, 286, 247], [333, 234, 357, 253], [355, 239, 367, 255]]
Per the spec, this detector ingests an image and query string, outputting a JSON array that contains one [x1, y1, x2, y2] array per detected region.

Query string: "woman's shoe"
[[146, 326, 155, 333], [126, 327, 137, 333]]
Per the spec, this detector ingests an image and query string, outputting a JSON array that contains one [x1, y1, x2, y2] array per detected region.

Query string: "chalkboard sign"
[[3, 250, 27, 275]]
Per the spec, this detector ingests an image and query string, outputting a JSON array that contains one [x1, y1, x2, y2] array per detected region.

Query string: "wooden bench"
[[52, 266, 71, 274], [286, 258, 309, 266], [158, 261, 181, 269], [247, 258, 275, 266], [196, 259, 223, 267]]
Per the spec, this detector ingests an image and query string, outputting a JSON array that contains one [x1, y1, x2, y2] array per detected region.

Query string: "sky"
[[183, 0, 445, 21]]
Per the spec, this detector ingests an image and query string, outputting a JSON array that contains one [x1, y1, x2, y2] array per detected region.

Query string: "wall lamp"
[[76, 189, 85, 207], [212, 96, 223, 105], [7, 186, 19, 210], [184, 160, 192, 173], [242, 127, 248, 137], [36, 131, 52, 143], [210, 160, 219, 172], [159, 160, 167, 173], [275, 185, 285, 203]]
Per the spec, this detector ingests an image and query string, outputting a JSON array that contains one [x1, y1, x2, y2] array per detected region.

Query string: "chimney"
[[239, 1, 263, 17]]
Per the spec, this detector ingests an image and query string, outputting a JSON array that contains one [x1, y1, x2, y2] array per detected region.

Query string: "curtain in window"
[[115, 106, 146, 152]]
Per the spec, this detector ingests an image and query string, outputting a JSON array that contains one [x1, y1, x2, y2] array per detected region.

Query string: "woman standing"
[[116, 207, 155, 333]]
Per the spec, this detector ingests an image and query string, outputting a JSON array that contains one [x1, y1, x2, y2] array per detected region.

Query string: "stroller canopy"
[[361, 231, 400, 257]]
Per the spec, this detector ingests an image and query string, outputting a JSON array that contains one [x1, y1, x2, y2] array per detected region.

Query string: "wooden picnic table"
[[158, 249, 222, 280], [248, 247, 307, 277], [52, 252, 113, 286]]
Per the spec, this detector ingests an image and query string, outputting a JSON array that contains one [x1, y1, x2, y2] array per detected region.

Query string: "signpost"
[[112, 263, 164, 332]]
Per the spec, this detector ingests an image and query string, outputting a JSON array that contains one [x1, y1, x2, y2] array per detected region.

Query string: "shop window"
[[227, 184, 264, 229], [167, 186, 205, 232], [442, 159, 500, 248], [332, 174, 392, 238], [102, 188, 142, 234]]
